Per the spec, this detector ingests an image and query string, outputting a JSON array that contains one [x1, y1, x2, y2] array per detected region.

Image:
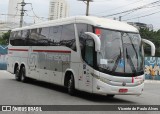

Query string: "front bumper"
[[92, 78, 144, 95]]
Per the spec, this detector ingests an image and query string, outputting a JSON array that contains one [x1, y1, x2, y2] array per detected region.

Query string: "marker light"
[[95, 28, 101, 36]]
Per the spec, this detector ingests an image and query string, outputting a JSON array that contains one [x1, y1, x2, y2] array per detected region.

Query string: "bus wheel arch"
[[64, 71, 75, 95]]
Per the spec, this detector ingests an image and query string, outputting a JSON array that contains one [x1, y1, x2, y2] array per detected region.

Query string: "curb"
[[145, 80, 160, 83]]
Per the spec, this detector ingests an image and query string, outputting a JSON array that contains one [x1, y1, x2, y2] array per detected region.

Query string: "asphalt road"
[[0, 70, 160, 114]]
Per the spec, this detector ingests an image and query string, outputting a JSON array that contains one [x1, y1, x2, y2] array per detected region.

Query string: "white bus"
[[7, 16, 155, 97]]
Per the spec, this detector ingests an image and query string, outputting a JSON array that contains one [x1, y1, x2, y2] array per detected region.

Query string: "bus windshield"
[[96, 28, 144, 77]]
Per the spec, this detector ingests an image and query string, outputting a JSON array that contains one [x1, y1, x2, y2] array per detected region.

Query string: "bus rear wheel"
[[15, 67, 21, 81], [67, 75, 75, 96], [20, 66, 28, 83]]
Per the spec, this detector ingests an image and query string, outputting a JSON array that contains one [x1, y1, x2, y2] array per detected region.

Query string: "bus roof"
[[12, 16, 139, 33]]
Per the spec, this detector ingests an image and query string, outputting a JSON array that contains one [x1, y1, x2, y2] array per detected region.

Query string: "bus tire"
[[67, 74, 75, 96], [15, 67, 21, 81], [20, 66, 27, 83], [107, 94, 115, 98]]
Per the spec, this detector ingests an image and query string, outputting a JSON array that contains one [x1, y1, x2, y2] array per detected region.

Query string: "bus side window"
[[14, 31, 22, 46], [76, 23, 94, 66], [10, 32, 15, 46], [84, 39, 94, 67], [38, 27, 50, 46], [61, 24, 76, 51], [21, 30, 28, 46], [49, 26, 62, 46], [25, 30, 31, 46], [29, 29, 38, 46]]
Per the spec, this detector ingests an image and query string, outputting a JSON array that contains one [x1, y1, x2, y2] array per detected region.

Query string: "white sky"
[[0, 0, 160, 30]]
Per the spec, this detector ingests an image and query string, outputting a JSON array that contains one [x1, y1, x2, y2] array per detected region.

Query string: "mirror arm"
[[142, 39, 155, 56], [84, 32, 101, 52]]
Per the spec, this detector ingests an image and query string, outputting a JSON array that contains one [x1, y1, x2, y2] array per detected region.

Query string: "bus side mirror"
[[142, 39, 155, 56], [84, 32, 101, 52]]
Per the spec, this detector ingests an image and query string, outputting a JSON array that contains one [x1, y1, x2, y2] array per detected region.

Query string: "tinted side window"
[[19, 31, 25, 46], [76, 24, 93, 58], [77, 24, 93, 38], [14, 31, 24, 46], [10, 32, 15, 46], [15, 31, 26, 46], [29, 29, 38, 46], [38, 27, 50, 46], [49, 26, 62, 46], [22, 30, 30, 46], [84, 39, 94, 67], [22, 30, 29, 39], [61, 24, 76, 51], [13, 31, 18, 46]]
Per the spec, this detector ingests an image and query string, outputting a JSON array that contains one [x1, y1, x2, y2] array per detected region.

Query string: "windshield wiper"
[[126, 33, 139, 70], [126, 48, 136, 74], [112, 48, 122, 72]]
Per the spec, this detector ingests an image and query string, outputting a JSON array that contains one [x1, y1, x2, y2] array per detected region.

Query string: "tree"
[[0, 30, 11, 45], [139, 28, 160, 57]]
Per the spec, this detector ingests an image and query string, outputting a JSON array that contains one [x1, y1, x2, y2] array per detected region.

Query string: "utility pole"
[[119, 16, 122, 21], [113, 17, 116, 20], [78, 0, 93, 16], [86, 0, 90, 16], [19, 0, 25, 27], [18, 0, 31, 27]]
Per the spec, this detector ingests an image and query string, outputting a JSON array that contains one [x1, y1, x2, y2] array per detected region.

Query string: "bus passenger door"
[[78, 39, 94, 93]]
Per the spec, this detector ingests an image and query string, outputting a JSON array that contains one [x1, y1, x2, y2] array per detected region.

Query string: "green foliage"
[[0, 31, 11, 45], [139, 28, 160, 57]]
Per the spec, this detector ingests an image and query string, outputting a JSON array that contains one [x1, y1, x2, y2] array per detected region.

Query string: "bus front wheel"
[[67, 74, 75, 96]]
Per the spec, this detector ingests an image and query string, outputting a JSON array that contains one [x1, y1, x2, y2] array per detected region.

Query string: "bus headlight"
[[137, 80, 144, 85], [99, 76, 110, 84], [91, 73, 110, 84]]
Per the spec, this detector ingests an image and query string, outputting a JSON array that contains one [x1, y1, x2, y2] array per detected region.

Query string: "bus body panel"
[[7, 16, 147, 96], [78, 63, 93, 93], [7, 46, 29, 74]]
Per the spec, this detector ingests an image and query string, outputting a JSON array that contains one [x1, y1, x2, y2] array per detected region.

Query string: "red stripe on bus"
[[8, 49, 28, 51], [132, 77, 134, 83], [33, 50, 71, 53]]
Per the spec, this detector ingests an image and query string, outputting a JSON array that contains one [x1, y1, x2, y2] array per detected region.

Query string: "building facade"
[[49, 0, 69, 20], [128, 22, 153, 31]]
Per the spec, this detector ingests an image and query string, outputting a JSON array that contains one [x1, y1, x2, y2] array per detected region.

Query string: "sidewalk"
[[145, 80, 160, 83]]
